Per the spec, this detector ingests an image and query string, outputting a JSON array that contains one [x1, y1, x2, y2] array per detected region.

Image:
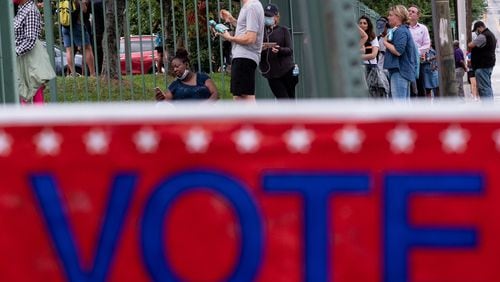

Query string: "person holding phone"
[[259, 3, 298, 99], [154, 48, 218, 102], [218, 0, 264, 102]]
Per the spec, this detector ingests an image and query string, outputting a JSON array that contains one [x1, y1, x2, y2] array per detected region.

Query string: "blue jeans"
[[475, 68, 494, 99], [62, 24, 91, 48], [390, 71, 410, 100]]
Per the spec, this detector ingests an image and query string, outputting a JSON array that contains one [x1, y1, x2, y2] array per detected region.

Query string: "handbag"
[[16, 40, 56, 100], [366, 67, 390, 98]]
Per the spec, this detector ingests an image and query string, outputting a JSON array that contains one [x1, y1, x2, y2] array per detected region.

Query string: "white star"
[[34, 129, 62, 156], [283, 126, 314, 153], [440, 125, 470, 153], [492, 129, 500, 152], [232, 126, 261, 153], [0, 131, 13, 156], [133, 127, 160, 153], [83, 129, 109, 155], [184, 127, 211, 153], [334, 125, 365, 153], [387, 125, 416, 154]]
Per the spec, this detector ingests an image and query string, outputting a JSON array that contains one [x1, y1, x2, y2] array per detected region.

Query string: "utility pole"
[[432, 0, 458, 96], [466, 0, 473, 43], [457, 0, 468, 52]]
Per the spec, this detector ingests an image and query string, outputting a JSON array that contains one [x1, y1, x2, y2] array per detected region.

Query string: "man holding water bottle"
[[218, 0, 264, 102]]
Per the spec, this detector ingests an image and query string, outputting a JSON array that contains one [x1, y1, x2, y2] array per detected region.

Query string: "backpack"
[[58, 0, 78, 27], [154, 33, 163, 47], [413, 42, 420, 79]]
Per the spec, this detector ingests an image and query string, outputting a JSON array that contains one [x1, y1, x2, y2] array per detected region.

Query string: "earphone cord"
[[259, 26, 274, 75]]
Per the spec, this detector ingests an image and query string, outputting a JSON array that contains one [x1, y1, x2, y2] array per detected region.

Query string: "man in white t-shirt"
[[219, 0, 264, 102]]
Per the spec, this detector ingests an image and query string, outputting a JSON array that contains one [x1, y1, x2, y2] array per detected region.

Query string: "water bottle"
[[292, 64, 299, 76], [209, 20, 229, 33], [387, 28, 394, 42]]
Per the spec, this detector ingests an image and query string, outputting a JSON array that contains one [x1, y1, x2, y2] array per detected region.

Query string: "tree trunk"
[[161, 0, 173, 60], [102, 0, 126, 79]]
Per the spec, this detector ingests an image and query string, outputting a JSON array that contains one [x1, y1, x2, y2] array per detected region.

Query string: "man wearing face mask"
[[468, 20, 497, 100], [258, 3, 298, 99]]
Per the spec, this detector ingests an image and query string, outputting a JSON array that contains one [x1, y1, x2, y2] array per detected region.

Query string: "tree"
[[102, 0, 126, 78]]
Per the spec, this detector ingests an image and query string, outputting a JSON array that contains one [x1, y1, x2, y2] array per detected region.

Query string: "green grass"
[[47, 72, 232, 102]]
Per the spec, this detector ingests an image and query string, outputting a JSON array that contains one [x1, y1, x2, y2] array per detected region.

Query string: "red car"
[[120, 35, 161, 75]]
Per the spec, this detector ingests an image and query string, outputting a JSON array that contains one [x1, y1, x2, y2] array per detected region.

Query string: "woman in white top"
[[359, 15, 380, 74]]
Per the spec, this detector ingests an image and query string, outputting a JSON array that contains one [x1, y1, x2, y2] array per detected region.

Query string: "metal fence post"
[[43, 0, 58, 102], [0, 1, 19, 104], [296, 0, 366, 97]]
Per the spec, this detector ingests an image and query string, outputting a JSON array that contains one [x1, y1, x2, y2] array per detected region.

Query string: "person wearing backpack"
[[60, 0, 95, 76], [383, 5, 417, 100]]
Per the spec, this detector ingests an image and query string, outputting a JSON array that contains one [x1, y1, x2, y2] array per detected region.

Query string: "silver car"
[[43, 42, 84, 76]]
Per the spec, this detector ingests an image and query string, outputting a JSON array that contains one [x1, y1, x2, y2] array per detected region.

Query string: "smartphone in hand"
[[262, 42, 277, 50]]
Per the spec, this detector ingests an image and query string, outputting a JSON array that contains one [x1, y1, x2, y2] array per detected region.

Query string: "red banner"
[[1, 104, 499, 282]]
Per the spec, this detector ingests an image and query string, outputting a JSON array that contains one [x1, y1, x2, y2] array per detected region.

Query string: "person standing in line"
[[383, 5, 417, 100], [468, 20, 497, 100], [13, 0, 55, 103], [453, 40, 467, 98], [89, 0, 104, 74], [408, 4, 431, 98], [376, 17, 390, 72], [422, 44, 439, 97], [154, 30, 165, 74], [359, 16, 380, 75], [358, 25, 369, 53], [259, 3, 298, 99], [61, 0, 96, 76], [218, 0, 265, 102], [466, 50, 479, 100]]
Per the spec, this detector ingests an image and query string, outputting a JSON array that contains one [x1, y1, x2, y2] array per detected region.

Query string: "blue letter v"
[[30, 173, 137, 282]]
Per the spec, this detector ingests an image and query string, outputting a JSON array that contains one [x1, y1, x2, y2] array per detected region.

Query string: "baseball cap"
[[376, 17, 389, 35], [264, 3, 279, 17], [472, 20, 485, 32]]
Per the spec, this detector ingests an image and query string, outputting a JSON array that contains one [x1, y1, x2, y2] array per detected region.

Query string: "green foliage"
[[49, 73, 232, 102], [126, 0, 162, 35], [125, 0, 237, 73], [471, 0, 488, 18], [39, 0, 236, 73]]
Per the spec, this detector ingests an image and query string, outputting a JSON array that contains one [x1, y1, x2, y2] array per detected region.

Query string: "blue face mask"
[[265, 17, 275, 27]]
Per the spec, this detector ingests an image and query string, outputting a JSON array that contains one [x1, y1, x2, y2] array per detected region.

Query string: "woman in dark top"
[[259, 3, 298, 99], [155, 48, 218, 101]]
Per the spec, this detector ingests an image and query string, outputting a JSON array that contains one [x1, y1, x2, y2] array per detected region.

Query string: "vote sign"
[[0, 104, 499, 282]]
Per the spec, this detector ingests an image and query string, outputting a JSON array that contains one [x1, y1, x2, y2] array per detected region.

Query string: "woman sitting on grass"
[[155, 48, 218, 101]]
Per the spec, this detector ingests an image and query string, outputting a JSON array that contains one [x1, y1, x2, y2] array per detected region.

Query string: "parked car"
[[43, 42, 84, 76], [120, 35, 159, 75]]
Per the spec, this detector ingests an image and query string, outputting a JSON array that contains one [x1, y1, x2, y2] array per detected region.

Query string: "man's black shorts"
[[467, 70, 475, 84], [231, 58, 257, 96]]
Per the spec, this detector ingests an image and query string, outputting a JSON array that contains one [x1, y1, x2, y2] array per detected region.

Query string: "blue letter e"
[[384, 173, 482, 282]]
